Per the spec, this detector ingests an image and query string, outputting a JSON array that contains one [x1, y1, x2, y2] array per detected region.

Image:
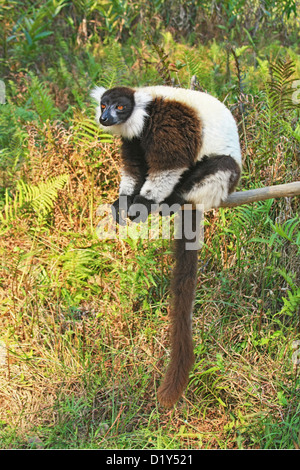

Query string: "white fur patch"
[[119, 172, 137, 196], [90, 86, 106, 102], [183, 170, 232, 211], [90, 86, 106, 125], [140, 169, 186, 203]]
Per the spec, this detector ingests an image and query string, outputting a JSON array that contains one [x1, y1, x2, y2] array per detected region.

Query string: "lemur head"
[[91, 85, 153, 139], [99, 87, 135, 126]]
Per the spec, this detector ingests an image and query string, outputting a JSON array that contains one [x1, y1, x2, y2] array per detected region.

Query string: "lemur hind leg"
[[164, 154, 241, 212]]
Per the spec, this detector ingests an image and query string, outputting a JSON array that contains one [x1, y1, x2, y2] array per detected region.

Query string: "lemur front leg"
[[111, 172, 146, 225], [112, 139, 147, 225], [111, 194, 135, 226], [128, 168, 187, 222]]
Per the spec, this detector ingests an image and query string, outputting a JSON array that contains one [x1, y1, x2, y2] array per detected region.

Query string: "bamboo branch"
[[220, 181, 300, 208]]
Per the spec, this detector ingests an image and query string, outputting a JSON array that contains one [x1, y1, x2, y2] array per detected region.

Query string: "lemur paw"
[[111, 195, 134, 225], [128, 195, 158, 223], [159, 192, 185, 217]]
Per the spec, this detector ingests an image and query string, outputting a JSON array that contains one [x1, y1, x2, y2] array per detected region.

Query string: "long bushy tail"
[[157, 209, 199, 407]]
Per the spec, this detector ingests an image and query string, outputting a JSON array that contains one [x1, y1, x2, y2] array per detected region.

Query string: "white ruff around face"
[[90, 87, 153, 140], [90, 86, 106, 124]]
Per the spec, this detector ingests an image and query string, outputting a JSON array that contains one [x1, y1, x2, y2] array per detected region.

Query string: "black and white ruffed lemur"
[[91, 85, 242, 407]]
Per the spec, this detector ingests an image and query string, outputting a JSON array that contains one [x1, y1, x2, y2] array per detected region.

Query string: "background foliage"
[[0, 0, 299, 449]]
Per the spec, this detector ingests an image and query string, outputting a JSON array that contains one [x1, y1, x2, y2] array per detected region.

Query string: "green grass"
[[0, 0, 299, 450], [0, 201, 299, 449]]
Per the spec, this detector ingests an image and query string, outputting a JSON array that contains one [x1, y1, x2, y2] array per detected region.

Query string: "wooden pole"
[[219, 181, 300, 209]]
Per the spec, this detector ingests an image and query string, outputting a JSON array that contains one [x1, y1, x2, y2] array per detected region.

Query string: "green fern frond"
[[267, 59, 298, 113], [257, 58, 299, 162], [277, 267, 300, 316], [60, 247, 103, 282], [281, 121, 300, 142], [0, 174, 69, 225], [272, 216, 300, 246], [28, 73, 59, 121], [183, 50, 203, 86], [100, 43, 128, 89], [72, 113, 113, 145]]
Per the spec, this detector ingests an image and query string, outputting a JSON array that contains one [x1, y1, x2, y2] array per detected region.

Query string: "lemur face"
[[100, 87, 135, 126]]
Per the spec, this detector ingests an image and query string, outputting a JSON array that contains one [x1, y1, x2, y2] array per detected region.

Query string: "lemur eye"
[[117, 105, 124, 110], [101, 104, 106, 110]]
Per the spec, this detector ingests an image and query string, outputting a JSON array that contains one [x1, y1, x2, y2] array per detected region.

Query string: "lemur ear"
[[134, 89, 152, 109], [90, 86, 106, 103]]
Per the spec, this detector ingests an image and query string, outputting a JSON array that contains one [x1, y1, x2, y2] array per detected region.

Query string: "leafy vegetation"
[[0, 0, 299, 450]]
